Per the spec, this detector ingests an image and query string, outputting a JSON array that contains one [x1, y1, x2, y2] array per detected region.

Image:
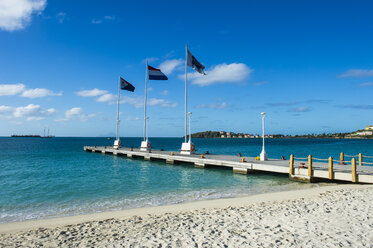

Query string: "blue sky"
[[0, 0, 373, 137]]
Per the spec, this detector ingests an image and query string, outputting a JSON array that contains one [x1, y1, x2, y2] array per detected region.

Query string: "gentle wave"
[[0, 182, 318, 223]]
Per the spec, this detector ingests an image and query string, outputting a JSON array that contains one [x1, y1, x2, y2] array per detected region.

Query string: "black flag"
[[187, 49, 206, 75]]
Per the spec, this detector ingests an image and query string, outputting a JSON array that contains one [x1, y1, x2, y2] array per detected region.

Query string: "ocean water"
[[1, 137, 372, 223]]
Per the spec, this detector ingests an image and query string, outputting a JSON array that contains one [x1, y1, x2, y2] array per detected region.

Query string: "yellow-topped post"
[[352, 158, 357, 183], [289, 154, 294, 175], [328, 157, 333, 180], [340, 152, 344, 164], [308, 155, 312, 177], [359, 153, 363, 166]]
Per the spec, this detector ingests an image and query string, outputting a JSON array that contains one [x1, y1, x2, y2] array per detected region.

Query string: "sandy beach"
[[1, 184, 372, 247]]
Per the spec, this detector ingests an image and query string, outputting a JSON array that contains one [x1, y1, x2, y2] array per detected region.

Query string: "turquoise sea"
[[1, 137, 373, 223]]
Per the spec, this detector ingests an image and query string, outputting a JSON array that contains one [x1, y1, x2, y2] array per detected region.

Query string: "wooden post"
[[352, 158, 357, 183], [289, 154, 294, 175], [359, 153, 363, 166], [340, 152, 344, 164], [308, 155, 312, 177], [328, 157, 333, 180]]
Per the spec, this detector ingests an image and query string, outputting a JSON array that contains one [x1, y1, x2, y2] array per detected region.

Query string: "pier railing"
[[290, 152, 373, 183], [339, 152, 373, 166]]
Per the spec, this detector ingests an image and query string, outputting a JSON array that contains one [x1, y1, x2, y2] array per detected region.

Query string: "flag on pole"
[[120, 77, 135, 92], [187, 49, 206, 74], [148, 65, 168, 80]]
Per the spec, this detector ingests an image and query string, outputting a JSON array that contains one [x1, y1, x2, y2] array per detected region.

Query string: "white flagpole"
[[188, 112, 192, 142], [146, 117, 149, 142], [185, 44, 188, 143], [116, 76, 120, 141], [144, 60, 148, 141]]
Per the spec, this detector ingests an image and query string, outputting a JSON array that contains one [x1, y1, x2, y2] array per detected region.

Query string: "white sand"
[[0, 184, 372, 247]]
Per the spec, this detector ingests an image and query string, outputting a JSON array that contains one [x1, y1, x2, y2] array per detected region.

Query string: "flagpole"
[[185, 44, 188, 143], [144, 60, 148, 141], [116, 76, 120, 141]]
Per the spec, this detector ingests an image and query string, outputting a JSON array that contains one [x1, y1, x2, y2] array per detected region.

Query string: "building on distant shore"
[[365, 125, 373, 130], [351, 130, 373, 136]]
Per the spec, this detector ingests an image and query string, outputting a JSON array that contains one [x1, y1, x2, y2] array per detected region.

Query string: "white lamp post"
[[260, 112, 268, 161]]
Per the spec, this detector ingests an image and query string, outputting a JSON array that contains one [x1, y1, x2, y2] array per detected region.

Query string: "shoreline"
[[1, 184, 370, 234]]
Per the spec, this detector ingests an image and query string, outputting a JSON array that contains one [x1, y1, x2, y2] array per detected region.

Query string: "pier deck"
[[83, 146, 373, 184]]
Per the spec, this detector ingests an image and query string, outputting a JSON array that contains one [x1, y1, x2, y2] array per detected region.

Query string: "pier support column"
[[166, 159, 175, 165], [144, 156, 151, 161], [101, 150, 106, 154], [233, 167, 248, 174], [127, 154, 133, 158], [113, 151, 118, 156], [194, 162, 205, 168]]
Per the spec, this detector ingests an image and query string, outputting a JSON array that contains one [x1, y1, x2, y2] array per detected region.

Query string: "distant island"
[[11, 134, 55, 138], [11, 135, 42, 138], [190, 125, 373, 139]]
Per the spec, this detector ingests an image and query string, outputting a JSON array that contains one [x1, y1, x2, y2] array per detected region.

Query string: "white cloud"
[[161, 90, 169, 95], [0, 105, 11, 112], [0, 83, 25, 96], [195, 102, 230, 109], [91, 15, 114, 25], [0, 104, 56, 121], [76, 88, 108, 97], [288, 106, 311, 113], [20, 88, 62, 98], [8, 120, 22, 125], [142, 57, 159, 64], [0, 83, 61, 98], [65, 107, 82, 119], [56, 107, 95, 122], [96, 93, 116, 103], [148, 98, 177, 108], [339, 69, 373, 78], [159, 59, 183, 74], [76, 87, 176, 109], [359, 82, 373, 87], [56, 12, 66, 23], [163, 50, 175, 59], [13, 104, 55, 120], [91, 19, 102, 24], [125, 116, 141, 121], [0, 0, 46, 31], [104, 15, 115, 20], [0, 105, 13, 119], [183, 63, 252, 87], [117, 96, 177, 108], [119, 96, 143, 108]]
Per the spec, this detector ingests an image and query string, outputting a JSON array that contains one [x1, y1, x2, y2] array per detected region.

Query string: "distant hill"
[[190, 131, 221, 138]]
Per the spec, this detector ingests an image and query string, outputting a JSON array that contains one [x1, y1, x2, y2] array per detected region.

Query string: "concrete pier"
[[83, 146, 373, 184]]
